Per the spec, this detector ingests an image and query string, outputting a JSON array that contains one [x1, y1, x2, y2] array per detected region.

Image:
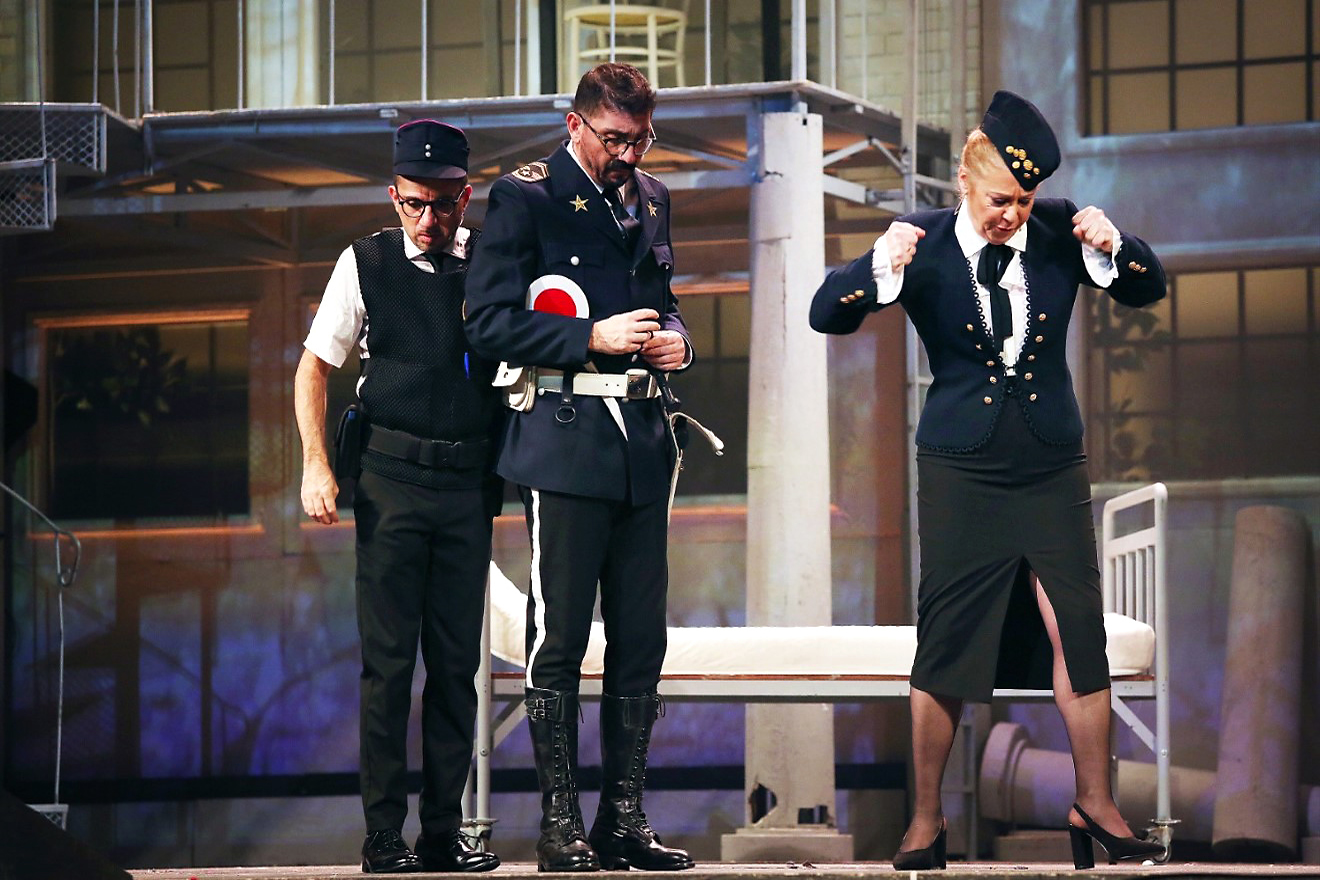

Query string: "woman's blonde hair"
[[958, 128, 1004, 198]]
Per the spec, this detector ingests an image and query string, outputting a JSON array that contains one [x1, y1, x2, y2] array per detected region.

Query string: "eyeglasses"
[[577, 114, 656, 158], [395, 195, 461, 218]]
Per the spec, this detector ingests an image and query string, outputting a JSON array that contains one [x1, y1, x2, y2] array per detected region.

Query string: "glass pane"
[[1244, 339, 1310, 413], [374, 0, 422, 51], [1175, 415, 1245, 477], [153, 67, 212, 113], [720, 294, 751, 359], [1244, 62, 1307, 124], [1243, 0, 1306, 58], [1108, 346, 1172, 411], [372, 49, 423, 102], [1176, 67, 1237, 129], [48, 320, 250, 520], [1089, 3, 1106, 71], [1108, 1, 1170, 68], [1108, 72, 1170, 133], [155, 3, 211, 66], [1176, 271, 1239, 337], [1244, 267, 1308, 334], [1177, 341, 1239, 417], [1175, 0, 1237, 63], [1089, 74, 1105, 134], [680, 294, 717, 358]]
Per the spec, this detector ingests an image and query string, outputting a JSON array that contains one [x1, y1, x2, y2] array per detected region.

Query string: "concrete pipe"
[[1212, 505, 1309, 862], [981, 722, 1320, 846]]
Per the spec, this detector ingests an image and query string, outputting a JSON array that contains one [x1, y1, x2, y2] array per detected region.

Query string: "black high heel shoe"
[[1068, 803, 1164, 869], [892, 818, 947, 871]]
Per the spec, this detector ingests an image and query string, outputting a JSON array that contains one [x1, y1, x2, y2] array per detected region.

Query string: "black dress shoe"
[[892, 818, 947, 871], [416, 829, 501, 873], [362, 829, 423, 873], [1068, 802, 1165, 869]]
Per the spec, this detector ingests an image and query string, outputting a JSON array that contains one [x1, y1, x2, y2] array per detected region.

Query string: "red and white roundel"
[[526, 274, 589, 318]]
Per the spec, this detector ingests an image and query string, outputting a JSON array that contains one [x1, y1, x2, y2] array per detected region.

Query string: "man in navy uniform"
[[295, 119, 502, 874], [465, 63, 695, 873]]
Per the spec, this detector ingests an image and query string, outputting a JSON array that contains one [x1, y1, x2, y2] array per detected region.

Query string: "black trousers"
[[520, 486, 669, 696], [354, 468, 493, 834]]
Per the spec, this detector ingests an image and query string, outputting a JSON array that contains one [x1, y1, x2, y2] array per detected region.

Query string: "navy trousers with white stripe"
[[520, 486, 669, 696]]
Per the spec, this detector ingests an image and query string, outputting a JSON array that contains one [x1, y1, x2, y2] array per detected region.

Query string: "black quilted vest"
[[353, 228, 498, 488]]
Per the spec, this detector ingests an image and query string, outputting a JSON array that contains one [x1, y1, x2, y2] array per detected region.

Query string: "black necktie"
[[605, 187, 640, 244], [976, 243, 1014, 351]]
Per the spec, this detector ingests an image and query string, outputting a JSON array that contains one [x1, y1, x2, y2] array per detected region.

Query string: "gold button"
[[1024, 372, 1033, 380], [986, 360, 995, 367], [1129, 261, 1139, 270], [1027, 354, 1036, 361], [1035, 335, 1044, 343], [854, 289, 864, 297], [983, 396, 993, 404], [1012, 161, 1021, 169], [989, 376, 998, 384], [1005, 144, 1015, 152], [966, 323, 974, 332], [1029, 393, 1038, 401], [838, 296, 848, 303], [1038, 312, 1047, 321]]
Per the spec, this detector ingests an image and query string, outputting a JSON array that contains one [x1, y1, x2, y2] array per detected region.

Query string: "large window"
[[1086, 265, 1319, 481], [42, 311, 250, 521], [1084, 0, 1320, 134]]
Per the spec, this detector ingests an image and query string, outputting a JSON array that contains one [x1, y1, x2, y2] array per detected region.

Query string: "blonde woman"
[[811, 91, 1167, 871]]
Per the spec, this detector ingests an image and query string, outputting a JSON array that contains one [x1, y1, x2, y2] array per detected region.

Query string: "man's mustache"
[[604, 159, 635, 176]]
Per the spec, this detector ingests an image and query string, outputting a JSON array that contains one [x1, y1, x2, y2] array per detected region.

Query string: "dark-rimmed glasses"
[[577, 114, 656, 158], [395, 195, 461, 218]]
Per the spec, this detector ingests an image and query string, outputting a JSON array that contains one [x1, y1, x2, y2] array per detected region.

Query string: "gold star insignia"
[[647, 202, 658, 217], [571, 195, 589, 212]]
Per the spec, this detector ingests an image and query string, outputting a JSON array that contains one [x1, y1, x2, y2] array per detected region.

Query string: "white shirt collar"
[[404, 225, 471, 266], [954, 202, 1028, 260], [567, 140, 634, 205]]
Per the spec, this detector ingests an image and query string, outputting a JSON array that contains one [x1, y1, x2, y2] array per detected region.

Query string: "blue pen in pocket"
[[464, 352, 470, 378]]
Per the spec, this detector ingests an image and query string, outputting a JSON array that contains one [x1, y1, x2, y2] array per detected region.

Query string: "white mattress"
[[488, 563, 1155, 679]]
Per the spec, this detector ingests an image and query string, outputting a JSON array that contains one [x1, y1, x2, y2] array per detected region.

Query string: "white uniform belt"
[[536, 369, 660, 400]]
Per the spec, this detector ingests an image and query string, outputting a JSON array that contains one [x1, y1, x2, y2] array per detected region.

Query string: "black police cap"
[[394, 119, 468, 179], [980, 90, 1060, 190]]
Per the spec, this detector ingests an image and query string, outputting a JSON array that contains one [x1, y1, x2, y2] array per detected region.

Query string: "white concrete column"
[[720, 110, 853, 862], [244, 0, 320, 108]]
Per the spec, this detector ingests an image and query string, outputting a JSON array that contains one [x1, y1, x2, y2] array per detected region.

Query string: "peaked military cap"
[[979, 90, 1060, 190], [394, 119, 468, 179]]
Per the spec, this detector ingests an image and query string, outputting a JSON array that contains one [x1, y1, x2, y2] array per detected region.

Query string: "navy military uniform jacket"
[[810, 199, 1166, 451], [465, 144, 689, 504]]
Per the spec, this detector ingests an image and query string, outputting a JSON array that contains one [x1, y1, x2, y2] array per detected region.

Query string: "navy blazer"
[[465, 144, 690, 503], [810, 199, 1166, 451]]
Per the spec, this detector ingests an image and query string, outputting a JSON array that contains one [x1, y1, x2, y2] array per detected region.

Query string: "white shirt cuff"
[[869, 235, 904, 305], [1082, 227, 1122, 288]]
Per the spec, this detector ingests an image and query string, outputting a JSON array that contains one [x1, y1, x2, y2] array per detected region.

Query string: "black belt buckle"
[[625, 369, 656, 401]]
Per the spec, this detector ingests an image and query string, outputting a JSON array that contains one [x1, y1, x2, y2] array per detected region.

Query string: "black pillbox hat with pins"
[[979, 90, 1060, 190]]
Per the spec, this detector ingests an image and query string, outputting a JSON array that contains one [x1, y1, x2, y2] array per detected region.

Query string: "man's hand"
[[639, 330, 687, 372], [1073, 205, 1118, 253], [301, 458, 340, 524], [885, 221, 926, 273], [589, 308, 661, 355]]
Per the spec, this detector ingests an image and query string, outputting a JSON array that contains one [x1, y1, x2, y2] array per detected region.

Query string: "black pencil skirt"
[[910, 398, 1109, 703]]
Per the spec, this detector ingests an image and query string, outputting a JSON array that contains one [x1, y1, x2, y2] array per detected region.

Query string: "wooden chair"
[[562, 1, 688, 90]]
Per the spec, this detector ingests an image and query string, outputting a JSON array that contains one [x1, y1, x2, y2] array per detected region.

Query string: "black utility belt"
[[365, 425, 488, 470]]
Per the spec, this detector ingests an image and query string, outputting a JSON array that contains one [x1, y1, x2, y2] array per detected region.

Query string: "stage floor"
[[128, 862, 1320, 879]]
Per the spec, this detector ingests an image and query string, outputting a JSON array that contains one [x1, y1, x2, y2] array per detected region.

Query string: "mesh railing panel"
[[0, 106, 105, 172], [0, 160, 56, 233]]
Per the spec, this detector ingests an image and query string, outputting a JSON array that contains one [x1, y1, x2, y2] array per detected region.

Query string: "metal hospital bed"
[[462, 482, 1175, 859]]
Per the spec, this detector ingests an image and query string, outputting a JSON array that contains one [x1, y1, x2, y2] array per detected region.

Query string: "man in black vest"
[[466, 63, 694, 873], [294, 120, 502, 874]]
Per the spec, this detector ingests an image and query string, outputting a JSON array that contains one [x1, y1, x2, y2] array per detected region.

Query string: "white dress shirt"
[[869, 205, 1121, 369]]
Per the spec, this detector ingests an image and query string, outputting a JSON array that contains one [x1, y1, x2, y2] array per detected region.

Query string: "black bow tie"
[[976, 243, 1015, 351]]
